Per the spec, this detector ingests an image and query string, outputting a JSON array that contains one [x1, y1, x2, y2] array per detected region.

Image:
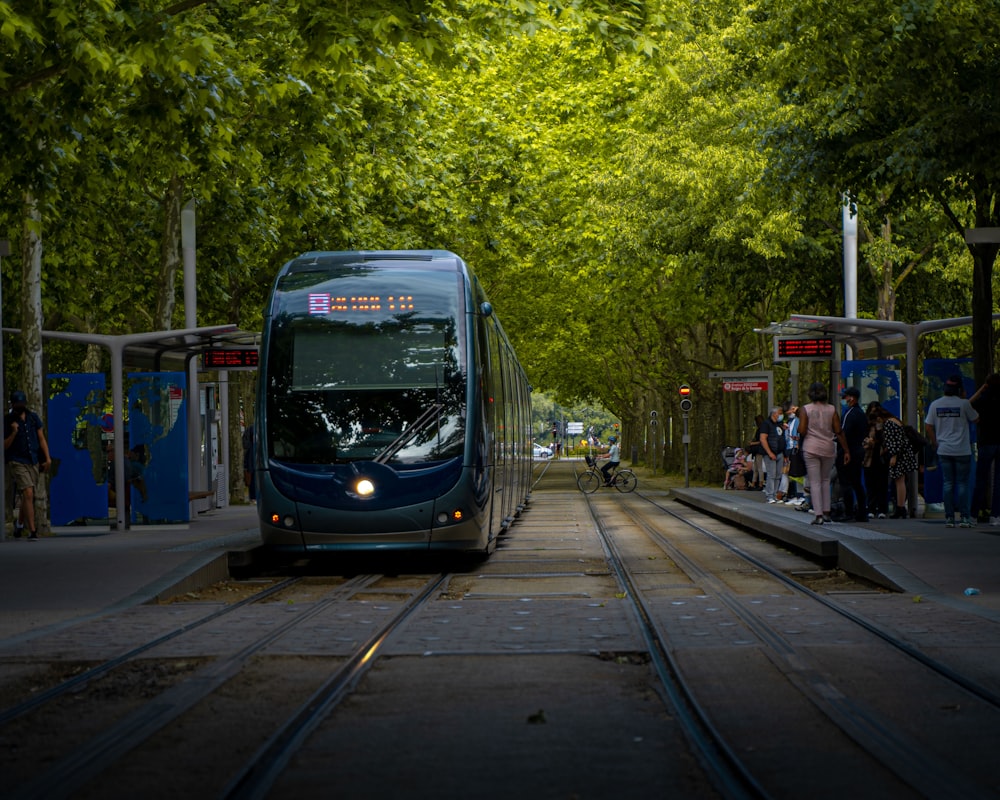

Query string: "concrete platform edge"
[[671, 488, 839, 560], [671, 488, 908, 593]]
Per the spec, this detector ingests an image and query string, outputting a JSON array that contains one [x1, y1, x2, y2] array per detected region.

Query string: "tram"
[[255, 250, 532, 557]]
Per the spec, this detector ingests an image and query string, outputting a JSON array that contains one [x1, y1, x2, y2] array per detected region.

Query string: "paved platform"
[[0, 504, 262, 644], [672, 486, 1000, 619], [2, 481, 999, 648]]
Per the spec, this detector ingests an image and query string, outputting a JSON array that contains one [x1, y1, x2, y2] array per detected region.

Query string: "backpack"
[[902, 424, 930, 453]]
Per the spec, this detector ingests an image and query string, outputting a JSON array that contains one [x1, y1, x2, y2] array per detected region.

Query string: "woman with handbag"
[[797, 382, 850, 525], [868, 405, 918, 518]]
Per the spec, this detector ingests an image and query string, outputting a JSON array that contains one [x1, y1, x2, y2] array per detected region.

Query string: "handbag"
[[787, 449, 806, 478]]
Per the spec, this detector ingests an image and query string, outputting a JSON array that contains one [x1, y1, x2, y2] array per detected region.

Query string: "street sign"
[[566, 422, 584, 434], [722, 380, 768, 392]]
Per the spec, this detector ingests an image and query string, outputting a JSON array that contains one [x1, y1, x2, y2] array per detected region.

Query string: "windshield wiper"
[[373, 403, 444, 464]]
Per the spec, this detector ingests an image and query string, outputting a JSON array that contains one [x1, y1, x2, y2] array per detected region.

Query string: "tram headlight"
[[355, 478, 375, 497]]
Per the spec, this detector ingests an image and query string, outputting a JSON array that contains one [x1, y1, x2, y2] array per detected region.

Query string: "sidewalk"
[[672, 486, 1000, 620], [0, 504, 261, 644]]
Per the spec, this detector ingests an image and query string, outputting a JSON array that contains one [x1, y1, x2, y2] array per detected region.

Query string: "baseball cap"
[[9, 390, 26, 405], [840, 386, 860, 398], [944, 374, 962, 387]]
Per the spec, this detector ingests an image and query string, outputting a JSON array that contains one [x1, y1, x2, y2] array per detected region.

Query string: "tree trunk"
[[20, 190, 49, 533], [970, 242, 997, 385], [155, 173, 184, 331]]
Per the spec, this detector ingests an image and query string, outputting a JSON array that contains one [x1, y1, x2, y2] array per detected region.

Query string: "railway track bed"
[[1, 461, 998, 798]]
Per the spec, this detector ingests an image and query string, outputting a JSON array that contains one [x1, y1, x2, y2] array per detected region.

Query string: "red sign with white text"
[[723, 381, 768, 392]]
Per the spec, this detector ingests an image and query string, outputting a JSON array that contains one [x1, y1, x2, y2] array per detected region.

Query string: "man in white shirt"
[[925, 374, 979, 528]]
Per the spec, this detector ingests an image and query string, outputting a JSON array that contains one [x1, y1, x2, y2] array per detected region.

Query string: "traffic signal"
[[678, 384, 693, 412], [613, 423, 619, 432]]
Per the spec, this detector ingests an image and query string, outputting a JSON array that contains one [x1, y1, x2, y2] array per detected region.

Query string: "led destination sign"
[[308, 293, 415, 315], [775, 337, 835, 360]]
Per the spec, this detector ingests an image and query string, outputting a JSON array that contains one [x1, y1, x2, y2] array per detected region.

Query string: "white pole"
[[181, 201, 203, 508], [843, 194, 858, 319], [842, 193, 859, 367]]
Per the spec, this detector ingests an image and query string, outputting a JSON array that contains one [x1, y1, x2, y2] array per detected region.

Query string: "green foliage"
[[1, 0, 997, 478]]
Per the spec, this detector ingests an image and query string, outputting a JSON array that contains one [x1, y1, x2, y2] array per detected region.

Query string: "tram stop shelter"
[[757, 312, 1000, 514], [758, 313, 1000, 427], [1, 324, 259, 536]]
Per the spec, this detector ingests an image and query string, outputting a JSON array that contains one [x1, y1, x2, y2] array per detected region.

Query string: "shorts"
[[8, 462, 40, 492]]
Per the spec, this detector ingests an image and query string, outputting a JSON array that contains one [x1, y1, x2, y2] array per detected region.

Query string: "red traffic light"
[[678, 384, 693, 411]]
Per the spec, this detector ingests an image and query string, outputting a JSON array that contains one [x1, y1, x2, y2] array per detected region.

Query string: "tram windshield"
[[265, 267, 467, 465]]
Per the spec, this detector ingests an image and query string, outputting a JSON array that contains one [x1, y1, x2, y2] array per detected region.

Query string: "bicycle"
[[577, 455, 638, 494]]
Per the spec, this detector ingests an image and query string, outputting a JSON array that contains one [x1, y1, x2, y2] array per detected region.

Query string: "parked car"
[[533, 443, 553, 459]]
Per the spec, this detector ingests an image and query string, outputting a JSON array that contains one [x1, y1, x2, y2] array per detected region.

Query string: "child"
[[725, 448, 752, 490]]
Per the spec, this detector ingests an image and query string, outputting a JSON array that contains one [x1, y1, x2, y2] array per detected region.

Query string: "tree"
[[741, 0, 1000, 381]]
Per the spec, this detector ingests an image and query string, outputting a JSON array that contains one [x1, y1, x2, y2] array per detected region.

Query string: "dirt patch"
[[788, 568, 889, 594], [159, 579, 284, 605]]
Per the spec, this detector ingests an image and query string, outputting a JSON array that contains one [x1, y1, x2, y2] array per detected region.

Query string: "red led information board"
[[202, 349, 259, 369], [775, 337, 834, 360]]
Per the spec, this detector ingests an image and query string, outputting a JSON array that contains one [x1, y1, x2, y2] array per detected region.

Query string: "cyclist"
[[599, 436, 621, 486]]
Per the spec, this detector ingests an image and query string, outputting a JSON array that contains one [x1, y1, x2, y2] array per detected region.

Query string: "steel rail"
[[619, 498, 987, 800], [9, 575, 380, 800], [582, 491, 771, 800], [220, 572, 448, 800], [0, 576, 302, 726], [639, 491, 1000, 711]]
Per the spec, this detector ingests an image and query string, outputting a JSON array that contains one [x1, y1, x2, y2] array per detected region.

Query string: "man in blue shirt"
[[3, 390, 52, 539]]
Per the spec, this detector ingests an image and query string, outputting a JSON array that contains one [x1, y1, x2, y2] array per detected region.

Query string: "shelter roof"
[[756, 314, 992, 359], [9, 324, 260, 371]]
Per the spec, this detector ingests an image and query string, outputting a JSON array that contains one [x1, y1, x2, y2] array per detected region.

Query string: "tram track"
[[2, 572, 446, 800], [0, 577, 302, 727], [636, 490, 1000, 711], [583, 486, 1000, 799], [3, 462, 996, 798], [584, 492, 769, 800]]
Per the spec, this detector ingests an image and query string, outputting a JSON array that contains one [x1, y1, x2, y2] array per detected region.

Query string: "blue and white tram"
[[255, 250, 531, 557]]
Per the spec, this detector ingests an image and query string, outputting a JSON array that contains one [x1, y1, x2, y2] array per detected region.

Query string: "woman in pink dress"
[[797, 381, 850, 525]]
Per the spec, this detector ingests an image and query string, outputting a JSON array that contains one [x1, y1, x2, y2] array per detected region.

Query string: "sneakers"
[[27, 530, 38, 540], [767, 498, 777, 504], [958, 518, 973, 529], [991, 517, 1000, 527], [945, 518, 955, 528], [877, 513, 887, 519], [13, 524, 23, 539]]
